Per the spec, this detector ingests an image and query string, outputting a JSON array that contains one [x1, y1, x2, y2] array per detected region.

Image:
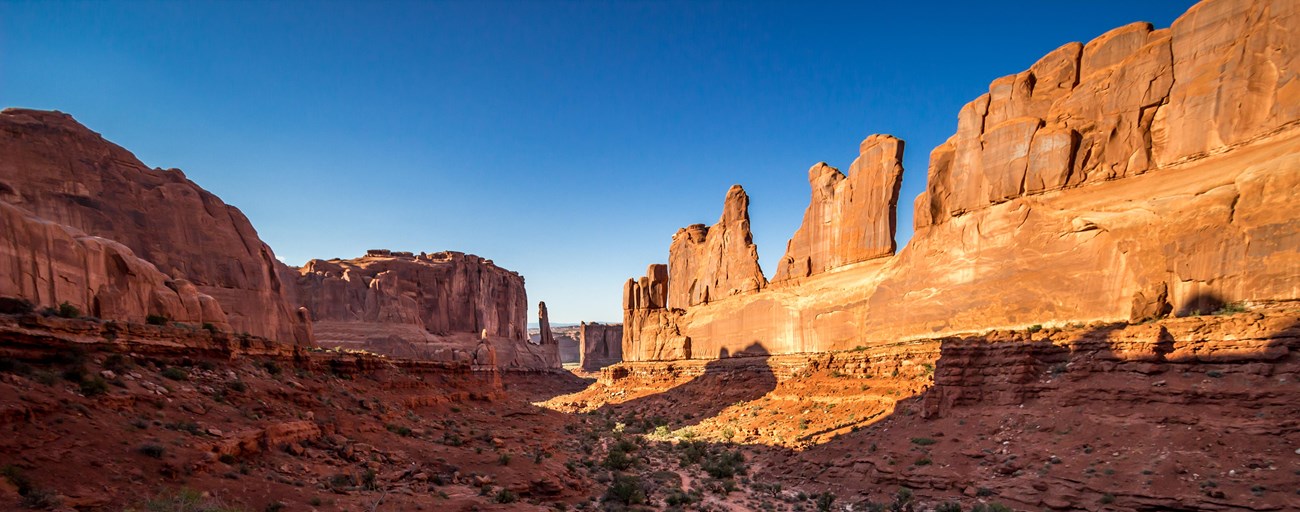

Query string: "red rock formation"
[[622, 264, 690, 361], [666, 185, 766, 307], [773, 135, 904, 281], [0, 109, 310, 345], [623, 0, 1300, 361], [578, 322, 622, 371], [537, 301, 555, 346], [0, 201, 229, 328], [294, 250, 558, 369]]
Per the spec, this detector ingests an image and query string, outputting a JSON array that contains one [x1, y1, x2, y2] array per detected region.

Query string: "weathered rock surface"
[[773, 135, 905, 282], [666, 185, 766, 308], [294, 250, 558, 369], [0, 108, 310, 344], [623, 264, 691, 361], [578, 322, 622, 371], [623, 0, 1300, 361], [0, 201, 229, 328]]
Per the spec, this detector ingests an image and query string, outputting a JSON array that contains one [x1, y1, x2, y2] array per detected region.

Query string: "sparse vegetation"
[[146, 314, 169, 326]]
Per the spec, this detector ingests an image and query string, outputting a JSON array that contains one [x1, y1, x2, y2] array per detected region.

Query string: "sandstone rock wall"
[[294, 250, 558, 369], [666, 185, 767, 308], [579, 322, 623, 371], [772, 135, 904, 282], [0, 201, 229, 328], [0, 109, 311, 345], [622, 0, 1300, 361]]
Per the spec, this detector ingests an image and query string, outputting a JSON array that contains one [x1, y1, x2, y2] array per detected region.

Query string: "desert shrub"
[[602, 447, 634, 470], [80, 376, 109, 396], [1213, 302, 1247, 315], [602, 474, 646, 506], [141, 488, 242, 512], [161, 367, 189, 381], [139, 443, 166, 458], [226, 380, 248, 392], [936, 502, 963, 512], [202, 322, 219, 333], [702, 449, 746, 479], [56, 302, 80, 318], [103, 353, 134, 373], [910, 437, 937, 446], [498, 453, 512, 466], [815, 492, 836, 511], [493, 488, 517, 504], [385, 424, 413, 437], [146, 314, 169, 326], [261, 361, 282, 376]]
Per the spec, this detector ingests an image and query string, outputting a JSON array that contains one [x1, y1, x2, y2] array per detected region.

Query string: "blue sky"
[[1, 1, 1193, 323]]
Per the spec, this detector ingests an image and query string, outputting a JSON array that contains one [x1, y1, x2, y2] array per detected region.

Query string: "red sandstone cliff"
[[773, 134, 904, 282], [578, 322, 622, 371], [293, 250, 558, 369], [666, 185, 767, 308], [0, 109, 311, 344], [622, 0, 1300, 361]]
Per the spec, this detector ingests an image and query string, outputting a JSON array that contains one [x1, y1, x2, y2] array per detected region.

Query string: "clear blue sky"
[[1, 1, 1193, 323]]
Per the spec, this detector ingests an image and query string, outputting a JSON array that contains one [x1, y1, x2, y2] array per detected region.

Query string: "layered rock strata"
[[622, 0, 1300, 361], [293, 250, 558, 369], [578, 322, 623, 371], [0, 109, 311, 345]]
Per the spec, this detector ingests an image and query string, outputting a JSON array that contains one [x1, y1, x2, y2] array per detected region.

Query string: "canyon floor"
[[0, 304, 1296, 512]]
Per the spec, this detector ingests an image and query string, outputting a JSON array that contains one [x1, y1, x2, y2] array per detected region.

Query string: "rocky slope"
[[622, 0, 1300, 361], [292, 250, 558, 369], [0, 109, 311, 345]]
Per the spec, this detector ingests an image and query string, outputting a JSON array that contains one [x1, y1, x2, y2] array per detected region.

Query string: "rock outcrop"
[[621, 0, 1300, 361], [293, 250, 558, 369], [666, 185, 766, 308], [0, 201, 229, 328], [623, 264, 690, 361], [773, 135, 905, 281], [579, 322, 623, 371], [0, 108, 311, 345]]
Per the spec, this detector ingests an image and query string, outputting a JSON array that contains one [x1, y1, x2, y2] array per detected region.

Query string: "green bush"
[[702, 449, 746, 479], [139, 443, 166, 458], [602, 474, 646, 506], [910, 437, 937, 446], [815, 492, 836, 512], [80, 376, 109, 397], [493, 489, 517, 504], [161, 367, 189, 381], [56, 302, 81, 318]]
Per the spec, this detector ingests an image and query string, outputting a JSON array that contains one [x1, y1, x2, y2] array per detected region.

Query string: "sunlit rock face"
[[293, 250, 559, 369], [667, 185, 767, 308], [0, 109, 311, 345], [772, 134, 905, 282], [622, 0, 1300, 361]]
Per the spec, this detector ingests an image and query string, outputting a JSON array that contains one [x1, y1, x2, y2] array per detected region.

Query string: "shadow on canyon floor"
[[592, 342, 778, 430], [559, 310, 1299, 509]]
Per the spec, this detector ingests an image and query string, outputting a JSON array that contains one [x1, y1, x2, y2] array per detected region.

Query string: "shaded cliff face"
[[773, 134, 905, 282], [623, 0, 1300, 361], [0, 109, 311, 345], [579, 322, 623, 371], [294, 250, 558, 369], [0, 201, 229, 327], [666, 185, 767, 308]]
